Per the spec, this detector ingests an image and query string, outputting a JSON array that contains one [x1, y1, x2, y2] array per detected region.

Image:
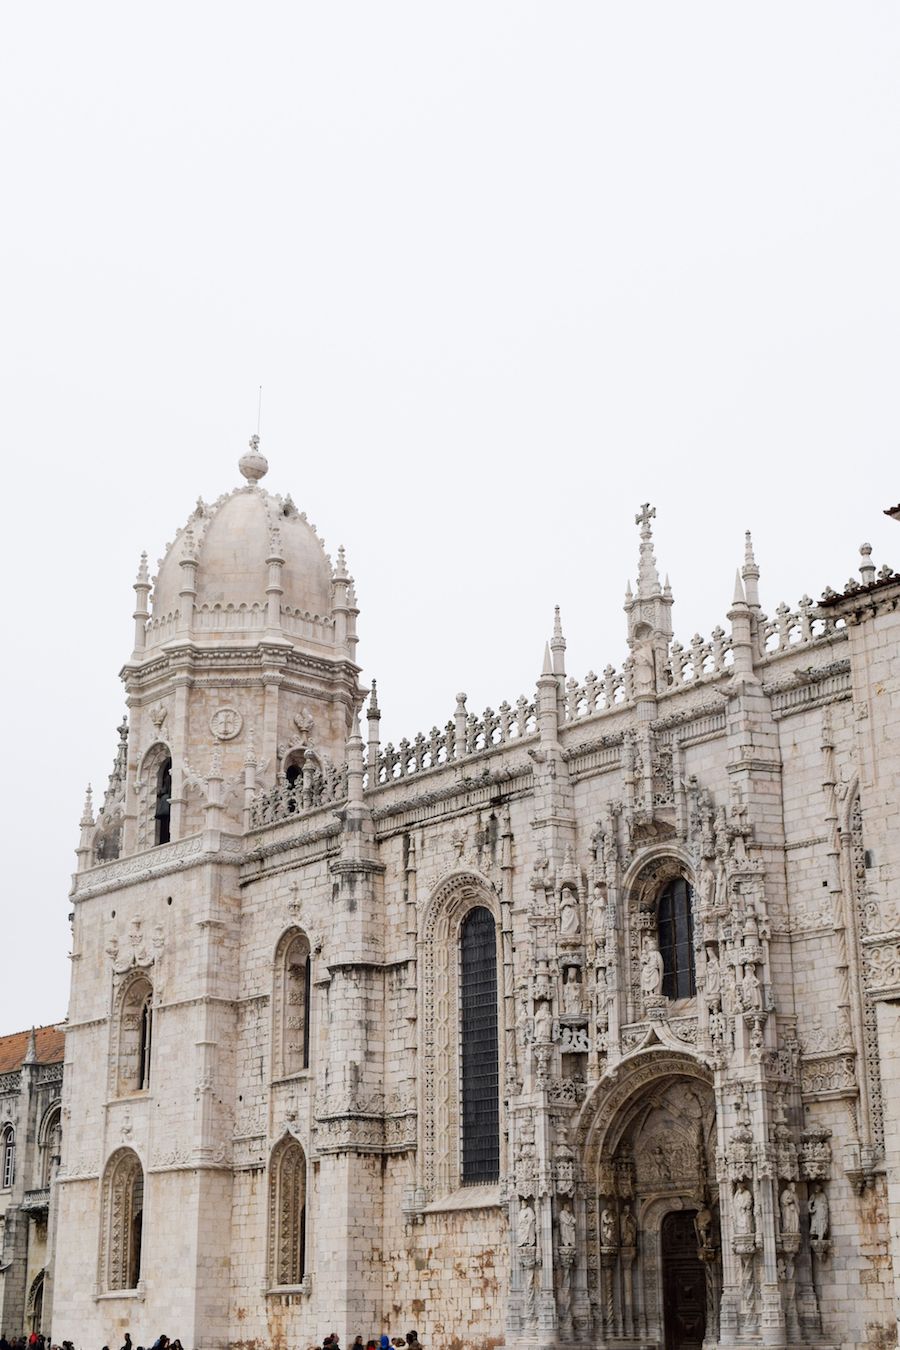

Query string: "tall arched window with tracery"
[[419, 877, 505, 1200], [272, 929, 311, 1079], [267, 1137, 307, 1288], [113, 974, 154, 1096], [2, 1125, 15, 1189], [99, 1149, 144, 1291], [657, 877, 696, 999], [459, 906, 500, 1184]]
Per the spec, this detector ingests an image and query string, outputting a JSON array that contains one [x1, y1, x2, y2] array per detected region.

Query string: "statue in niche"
[[715, 857, 728, 911], [562, 968, 583, 1015], [640, 938, 664, 998], [699, 856, 716, 913], [705, 948, 721, 997], [695, 1204, 714, 1252], [559, 1205, 576, 1250], [808, 1184, 830, 1241], [741, 966, 762, 1012], [533, 1000, 553, 1044], [780, 1183, 800, 1236], [518, 1201, 537, 1249], [601, 1207, 618, 1247], [560, 885, 580, 937], [733, 1183, 755, 1237], [621, 1204, 637, 1247], [633, 642, 655, 695]]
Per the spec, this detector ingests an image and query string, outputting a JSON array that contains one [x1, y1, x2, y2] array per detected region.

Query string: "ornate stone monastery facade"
[[0, 1025, 64, 1336], [53, 444, 900, 1350]]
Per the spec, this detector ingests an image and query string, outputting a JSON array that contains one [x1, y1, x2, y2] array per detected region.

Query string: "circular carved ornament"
[[210, 706, 243, 741]]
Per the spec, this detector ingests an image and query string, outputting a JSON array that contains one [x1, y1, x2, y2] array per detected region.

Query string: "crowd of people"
[[1, 1328, 425, 1350]]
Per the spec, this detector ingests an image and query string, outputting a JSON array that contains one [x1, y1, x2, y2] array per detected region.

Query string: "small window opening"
[[154, 757, 172, 845]]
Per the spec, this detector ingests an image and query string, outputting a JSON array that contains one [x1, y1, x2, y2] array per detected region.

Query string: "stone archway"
[[579, 1050, 721, 1349]]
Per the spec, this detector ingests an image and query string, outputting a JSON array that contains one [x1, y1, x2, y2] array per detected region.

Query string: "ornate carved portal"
[[582, 1060, 720, 1349]]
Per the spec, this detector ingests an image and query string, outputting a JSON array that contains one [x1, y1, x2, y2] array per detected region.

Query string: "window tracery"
[[272, 929, 311, 1078], [38, 1104, 62, 1187], [98, 1148, 144, 1291], [112, 973, 154, 1096], [267, 1136, 307, 1287]]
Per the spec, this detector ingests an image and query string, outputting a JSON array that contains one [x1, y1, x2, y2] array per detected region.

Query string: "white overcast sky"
[[1, 4, 897, 1035]]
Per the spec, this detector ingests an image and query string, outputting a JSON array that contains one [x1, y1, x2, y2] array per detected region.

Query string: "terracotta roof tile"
[[0, 1025, 65, 1073]]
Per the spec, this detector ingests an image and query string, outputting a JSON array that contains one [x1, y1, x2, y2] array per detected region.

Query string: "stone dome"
[[146, 473, 337, 650]]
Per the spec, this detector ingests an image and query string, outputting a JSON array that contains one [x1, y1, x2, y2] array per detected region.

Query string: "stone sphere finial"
[[239, 433, 269, 485]]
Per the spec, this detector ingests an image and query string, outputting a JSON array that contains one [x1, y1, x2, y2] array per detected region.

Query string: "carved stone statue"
[[562, 967, 583, 1014], [559, 1205, 576, 1250], [633, 643, 655, 695], [808, 1184, 830, 1241], [695, 1205, 714, 1251], [780, 1182, 800, 1236], [533, 1001, 553, 1044], [621, 1203, 637, 1247], [705, 949, 721, 997], [518, 1202, 537, 1249], [699, 856, 716, 913], [601, 1207, 618, 1247], [733, 1183, 754, 1237], [640, 940, 664, 997], [741, 967, 762, 1012], [560, 886, 580, 937]]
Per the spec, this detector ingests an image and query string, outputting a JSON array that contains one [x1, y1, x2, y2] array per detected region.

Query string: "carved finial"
[[732, 569, 747, 606], [368, 680, 380, 715], [456, 691, 468, 714], [542, 643, 553, 676], [136, 551, 149, 585], [23, 1027, 37, 1065], [238, 433, 269, 485], [859, 542, 876, 586], [181, 525, 198, 564], [550, 606, 566, 675], [744, 531, 757, 568], [80, 784, 94, 827], [335, 545, 349, 580], [634, 503, 662, 598]]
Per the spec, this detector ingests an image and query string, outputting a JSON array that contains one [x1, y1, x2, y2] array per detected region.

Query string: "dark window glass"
[[658, 878, 696, 999], [154, 758, 172, 845], [459, 906, 500, 1183]]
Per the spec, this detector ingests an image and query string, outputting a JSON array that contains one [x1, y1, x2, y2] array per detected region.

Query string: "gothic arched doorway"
[[579, 1050, 721, 1349]]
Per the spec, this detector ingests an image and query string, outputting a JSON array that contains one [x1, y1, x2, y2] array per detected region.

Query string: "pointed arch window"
[[268, 1137, 307, 1287], [115, 975, 154, 1095], [459, 906, 500, 1184], [273, 930, 311, 1078], [658, 877, 696, 999], [2, 1125, 15, 1189], [99, 1149, 144, 1291], [39, 1105, 62, 1187]]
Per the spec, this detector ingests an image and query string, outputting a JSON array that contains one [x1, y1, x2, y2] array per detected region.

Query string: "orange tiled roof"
[[0, 1025, 65, 1073]]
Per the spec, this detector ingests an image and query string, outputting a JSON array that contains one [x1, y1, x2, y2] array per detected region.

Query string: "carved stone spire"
[[742, 530, 761, 609], [551, 606, 566, 677], [635, 502, 661, 598], [624, 503, 673, 698]]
